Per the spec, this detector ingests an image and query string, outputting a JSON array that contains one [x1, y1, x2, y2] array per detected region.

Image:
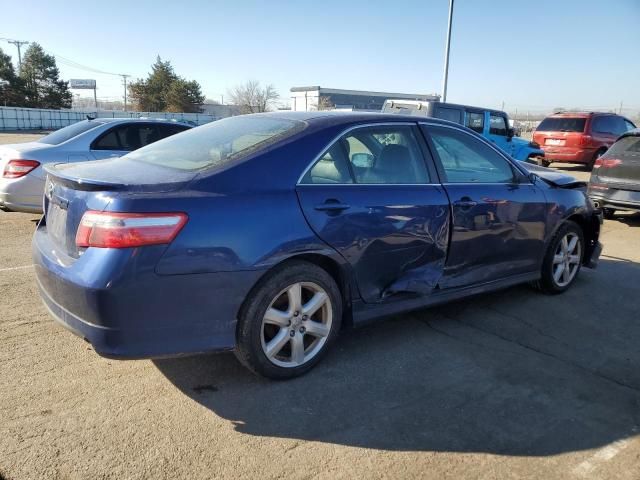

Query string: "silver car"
[[0, 118, 192, 213]]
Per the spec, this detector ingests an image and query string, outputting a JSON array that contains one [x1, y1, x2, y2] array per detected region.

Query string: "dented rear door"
[[296, 123, 450, 303]]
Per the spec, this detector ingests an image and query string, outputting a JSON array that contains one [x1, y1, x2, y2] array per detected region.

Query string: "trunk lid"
[[42, 158, 197, 259], [0, 142, 52, 171]]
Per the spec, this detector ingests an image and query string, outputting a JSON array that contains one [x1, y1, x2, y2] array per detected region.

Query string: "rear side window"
[[304, 144, 353, 184], [302, 125, 430, 185], [605, 136, 640, 160], [434, 106, 462, 124], [592, 116, 617, 135], [466, 112, 484, 134], [537, 117, 586, 132], [426, 126, 515, 184], [126, 116, 304, 171], [39, 120, 104, 145]]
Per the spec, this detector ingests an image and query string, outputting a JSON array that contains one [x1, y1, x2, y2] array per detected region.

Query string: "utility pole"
[[121, 74, 130, 111], [6, 39, 29, 74], [619, 100, 623, 115], [441, 0, 454, 102]]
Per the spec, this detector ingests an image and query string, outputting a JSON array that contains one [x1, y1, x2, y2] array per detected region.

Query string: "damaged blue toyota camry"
[[33, 112, 602, 379]]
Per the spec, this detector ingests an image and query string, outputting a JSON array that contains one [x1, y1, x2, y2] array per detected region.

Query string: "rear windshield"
[[39, 120, 104, 145], [125, 116, 305, 171], [605, 136, 640, 159], [536, 117, 586, 132]]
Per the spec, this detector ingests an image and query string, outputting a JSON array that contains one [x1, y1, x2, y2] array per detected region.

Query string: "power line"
[[0, 37, 29, 73]]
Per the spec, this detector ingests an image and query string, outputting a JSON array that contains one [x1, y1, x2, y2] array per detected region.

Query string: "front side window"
[[489, 114, 508, 136], [301, 125, 429, 185], [426, 126, 515, 184], [93, 124, 160, 151], [466, 112, 484, 134], [126, 116, 305, 171]]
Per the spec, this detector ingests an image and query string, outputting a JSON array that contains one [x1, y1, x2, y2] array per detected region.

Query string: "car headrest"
[[377, 144, 414, 182]]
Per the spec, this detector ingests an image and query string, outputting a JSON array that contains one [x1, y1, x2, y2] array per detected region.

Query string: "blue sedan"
[[33, 112, 602, 379]]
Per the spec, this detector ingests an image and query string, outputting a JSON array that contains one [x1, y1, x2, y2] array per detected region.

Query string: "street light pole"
[[441, 0, 454, 103]]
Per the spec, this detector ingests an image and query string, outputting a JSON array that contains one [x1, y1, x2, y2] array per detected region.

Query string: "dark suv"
[[533, 112, 636, 169]]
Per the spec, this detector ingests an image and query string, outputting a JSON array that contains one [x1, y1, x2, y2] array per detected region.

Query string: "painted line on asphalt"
[[0, 264, 34, 273]]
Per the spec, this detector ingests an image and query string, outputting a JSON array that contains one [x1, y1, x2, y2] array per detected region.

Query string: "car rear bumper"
[[0, 175, 44, 213], [589, 187, 640, 213], [32, 226, 264, 358], [540, 147, 595, 164]]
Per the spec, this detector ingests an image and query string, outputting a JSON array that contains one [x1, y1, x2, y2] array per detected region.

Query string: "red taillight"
[[593, 158, 622, 169], [3, 159, 40, 178], [579, 135, 592, 147], [75, 211, 188, 248]]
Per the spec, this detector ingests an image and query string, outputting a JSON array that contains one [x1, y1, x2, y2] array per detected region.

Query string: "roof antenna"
[[86, 114, 95, 121]]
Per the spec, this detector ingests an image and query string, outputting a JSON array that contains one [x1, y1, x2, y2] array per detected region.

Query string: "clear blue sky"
[[1, 0, 639, 114]]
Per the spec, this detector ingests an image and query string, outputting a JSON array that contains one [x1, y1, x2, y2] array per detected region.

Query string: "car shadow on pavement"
[[154, 258, 640, 455], [614, 212, 640, 226]]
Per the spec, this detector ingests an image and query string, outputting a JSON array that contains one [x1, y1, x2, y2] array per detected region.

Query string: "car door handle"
[[453, 199, 477, 209], [314, 200, 351, 212]]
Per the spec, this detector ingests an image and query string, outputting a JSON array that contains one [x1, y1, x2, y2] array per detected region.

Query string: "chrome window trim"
[[418, 121, 534, 186], [296, 121, 423, 186]]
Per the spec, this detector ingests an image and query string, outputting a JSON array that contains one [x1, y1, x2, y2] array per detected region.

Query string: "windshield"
[[536, 117, 586, 132], [125, 116, 305, 171], [39, 120, 104, 145]]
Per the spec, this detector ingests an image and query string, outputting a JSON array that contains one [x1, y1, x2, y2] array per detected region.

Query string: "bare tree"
[[228, 80, 279, 114], [314, 96, 334, 111]]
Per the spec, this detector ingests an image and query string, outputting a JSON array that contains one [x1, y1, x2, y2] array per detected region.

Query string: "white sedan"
[[0, 118, 191, 213]]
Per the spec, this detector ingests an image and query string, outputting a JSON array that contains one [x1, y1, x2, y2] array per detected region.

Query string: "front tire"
[[602, 208, 616, 220], [235, 260, 342, 379], [533, 221, 584, 294]]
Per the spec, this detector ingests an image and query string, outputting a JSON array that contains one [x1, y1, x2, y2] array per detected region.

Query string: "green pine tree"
[[0, 47, 26, 107], [129, 56, 204, 113], [20, 43, 71, 109]]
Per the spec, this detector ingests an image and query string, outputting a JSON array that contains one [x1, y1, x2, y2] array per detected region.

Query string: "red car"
[[533, 112, 636, 169]]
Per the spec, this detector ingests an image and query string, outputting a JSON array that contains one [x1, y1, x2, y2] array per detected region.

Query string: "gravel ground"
[[1, 133, 639, 479]]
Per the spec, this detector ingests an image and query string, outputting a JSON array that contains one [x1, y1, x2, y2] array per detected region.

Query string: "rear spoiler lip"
[[43, 164, 193, 193], [44, 164, 124, 191]]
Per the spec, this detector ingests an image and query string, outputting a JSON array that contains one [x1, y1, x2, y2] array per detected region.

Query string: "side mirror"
[[351, 152, 374, 168], [507, 127, 515, 141]]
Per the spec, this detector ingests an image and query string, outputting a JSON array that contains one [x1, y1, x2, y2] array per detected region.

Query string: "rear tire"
[[234, 260, 342, 379], [533, 221, 584, 294], [602, 208, 616, 220], [541, 159, 551, 168]]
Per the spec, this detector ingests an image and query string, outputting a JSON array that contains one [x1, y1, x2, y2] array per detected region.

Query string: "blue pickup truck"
[[382, 100, 545, 163]]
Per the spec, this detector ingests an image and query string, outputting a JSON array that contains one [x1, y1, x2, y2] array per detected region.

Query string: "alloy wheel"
[[552, 232, 582, 287], [260, 282, 333, 368]]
